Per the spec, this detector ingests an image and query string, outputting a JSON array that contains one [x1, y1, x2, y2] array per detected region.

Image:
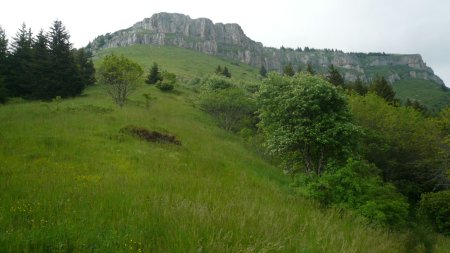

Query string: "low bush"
[[418, 190, 450, 234]]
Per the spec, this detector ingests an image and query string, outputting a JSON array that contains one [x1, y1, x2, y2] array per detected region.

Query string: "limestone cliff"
[[88, 13, 444, 85]]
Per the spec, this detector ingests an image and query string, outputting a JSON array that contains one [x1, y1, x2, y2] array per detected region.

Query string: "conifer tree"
[[306, 63, 316, 75], [259, 65, 267, 77], [47, 20, 83, 98], [327, 64, 345, 87], [352, 76, 368, 96], [74, 48, 96, 86], [283, 63, 295, 77], [369, 76, 396, 103], [222, 66, 231, 78], [215, 65, 223, 75], [146, 62, 162, 84], [0, 26, 8, 74], [8, 23, 34, 97], [30, 30, 51, 99]]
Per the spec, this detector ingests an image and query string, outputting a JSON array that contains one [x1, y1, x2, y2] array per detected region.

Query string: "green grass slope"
[[93, 45, 260, 82], [0, 46, 449, 252], [393, 79, 450, 111]]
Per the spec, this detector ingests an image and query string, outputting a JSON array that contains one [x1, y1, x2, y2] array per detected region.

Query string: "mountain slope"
[[1, 47, 449, 251], [87, 12, 445, 86]]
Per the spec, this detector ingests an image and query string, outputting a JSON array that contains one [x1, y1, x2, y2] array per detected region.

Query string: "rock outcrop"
[[88, 13, 444, 85]]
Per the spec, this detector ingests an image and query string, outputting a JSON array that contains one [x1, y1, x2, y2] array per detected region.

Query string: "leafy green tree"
[[418, 190, 450, 234], [283, 63, 295, 76], [156, 70, 176, 92], [306, 63, 316, 75], [348, 94, 449, 202], [97, 54, 143, 107], [258, 73, 360, 175], [47, 20, 84, 98], [146, 62, 162, 84], [259, 65, 267, 77], [369, 76, 396, 103], [201, 87, 256, 132], [305, 158, 409, 226], [327, 64, 344, 87]]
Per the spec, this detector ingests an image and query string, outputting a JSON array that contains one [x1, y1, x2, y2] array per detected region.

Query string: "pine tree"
[[352, 76, 368, 96], [74, 48, 96, 87], [47, 20, 83, 99], [8, 23, 34, 97], [327, 64, 344, 87], [369, 76, 396, 103], [215, 65, 223, 75], [283, 63, 295, 77], [0, 26, 8, 73], [30, 30, 51, 99], [222, 66, 231, 78], [259, 65, 267, 77], [306, 63, 315, 75], [146, 62, 162, 84]]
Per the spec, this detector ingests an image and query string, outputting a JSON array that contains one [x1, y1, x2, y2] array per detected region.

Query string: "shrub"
[[418, 190, 450, 234], [156, 71, 176, 92], [305, 159, 409, 226]]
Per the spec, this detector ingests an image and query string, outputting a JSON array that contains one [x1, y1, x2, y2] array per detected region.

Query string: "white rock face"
[[89, 13, 444, 86]]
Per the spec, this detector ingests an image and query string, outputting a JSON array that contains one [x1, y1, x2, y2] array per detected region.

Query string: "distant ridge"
[[87, 12, 445, 86]]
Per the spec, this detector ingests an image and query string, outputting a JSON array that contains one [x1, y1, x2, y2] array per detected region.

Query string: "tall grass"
[[1, 45, 449, 252]]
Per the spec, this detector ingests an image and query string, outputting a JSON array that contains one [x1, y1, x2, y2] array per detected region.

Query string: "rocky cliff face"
[[88, 13, 444, 85]]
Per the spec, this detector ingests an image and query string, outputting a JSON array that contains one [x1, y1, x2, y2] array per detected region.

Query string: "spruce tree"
[[283, 63, 295, 77], [369, 76, 396, 103], [30, 30, 51, 99], [215, 65, 223, 75], [0, 26, 8, 74], [146, 62, 162, 84], [8, 23, 34, 97], [327, 64, 345, 87], [47, 20, 83, 98], [259, 65, 267, 77], [306, 63, 316, 75], [222, 66, 231, 78], [74, 48, 96, 86], [352, 76, 368, 96]]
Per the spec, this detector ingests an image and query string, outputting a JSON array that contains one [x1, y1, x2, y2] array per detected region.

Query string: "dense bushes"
[[301, 159, 409, 226], [419, 191, 450, 234], [199, 75, 257, 132]]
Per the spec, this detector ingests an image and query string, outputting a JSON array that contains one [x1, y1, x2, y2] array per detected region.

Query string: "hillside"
[[1, 46, 449, 252], [87, 12, 449, 110]]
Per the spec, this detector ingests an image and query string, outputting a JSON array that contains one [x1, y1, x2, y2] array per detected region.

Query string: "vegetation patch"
[[120, 125, 181, 145]]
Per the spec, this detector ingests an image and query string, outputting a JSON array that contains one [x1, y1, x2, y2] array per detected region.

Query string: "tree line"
[[0, 21, 95, 102]]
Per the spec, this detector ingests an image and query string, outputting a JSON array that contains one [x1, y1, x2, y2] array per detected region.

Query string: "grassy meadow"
[[0, 45, 449, 252]]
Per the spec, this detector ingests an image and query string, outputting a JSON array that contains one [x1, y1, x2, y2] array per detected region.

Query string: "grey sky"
[[1, 0, 449, 86]]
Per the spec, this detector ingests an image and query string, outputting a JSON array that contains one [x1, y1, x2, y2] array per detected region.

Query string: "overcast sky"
[[1, 0, 449, 86]]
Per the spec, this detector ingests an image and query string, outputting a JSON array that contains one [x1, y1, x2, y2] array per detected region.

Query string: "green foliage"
[[327, 64, 345, 87], [347, 76, 368, 96], [419, 191, 450, 234], [214, 65, 231, 78], [2, 21, 90, 100], [0, 75, 6, 103], [393, 79, 450, 111], [369, 76, 396, 103], [306, 63, 316, 75], [145, 62, 162, 84], [97, 54, 143, 107], [257, 73, 360, 175], [348, 94, 449, 201], [155, 70, 176, 92], [283, 63, 295, 77], [199, 76, 256, 131], [303, 159, 409, 226], [259, 65, 267, 77]]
